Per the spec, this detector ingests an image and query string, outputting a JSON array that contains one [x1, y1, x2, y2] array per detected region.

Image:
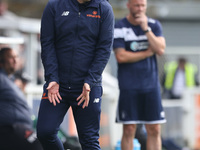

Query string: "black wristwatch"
[[143, 27, 151, 33]]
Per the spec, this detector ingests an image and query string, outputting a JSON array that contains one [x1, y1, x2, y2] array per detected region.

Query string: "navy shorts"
[[116, 87, 166, 124]]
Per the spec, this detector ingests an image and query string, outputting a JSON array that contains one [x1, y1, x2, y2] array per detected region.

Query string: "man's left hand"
[[77, 83, 91, 109]]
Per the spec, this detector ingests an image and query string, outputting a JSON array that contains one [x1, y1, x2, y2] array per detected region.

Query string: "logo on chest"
[[130, 41, 149, 51], [86, 11, 101, 18], [61, 11, 70, 16]]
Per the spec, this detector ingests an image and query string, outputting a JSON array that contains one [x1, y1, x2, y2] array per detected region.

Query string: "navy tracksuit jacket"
[[37, 0, 114, 150], [40, 0, 114, 88]]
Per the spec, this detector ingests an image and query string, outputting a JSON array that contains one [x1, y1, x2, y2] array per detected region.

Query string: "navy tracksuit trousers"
[[37, 84, 102, 150]]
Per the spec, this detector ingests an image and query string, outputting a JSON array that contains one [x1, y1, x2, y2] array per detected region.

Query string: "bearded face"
[[127, 0, 147, 23], [2, 49, 17, 75]]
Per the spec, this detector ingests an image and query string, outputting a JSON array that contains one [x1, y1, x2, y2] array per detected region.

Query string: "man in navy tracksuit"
[[36, 0, 114, 149]]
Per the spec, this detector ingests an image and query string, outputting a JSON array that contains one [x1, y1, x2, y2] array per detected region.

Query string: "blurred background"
[[1, 0, 200, 149]]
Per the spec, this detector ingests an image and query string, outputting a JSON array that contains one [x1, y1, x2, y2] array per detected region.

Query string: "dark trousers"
[[0, 123, 43, 150], [37, 86, 102, 150]]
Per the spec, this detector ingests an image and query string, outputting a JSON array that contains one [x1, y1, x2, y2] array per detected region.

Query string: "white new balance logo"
[[93, 98, 100, 103], [61, 11, 69, 16]]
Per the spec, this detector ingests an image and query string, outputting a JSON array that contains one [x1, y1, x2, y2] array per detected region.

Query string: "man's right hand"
[[46, 81, 62, 106], [145, 47, 154, 58]]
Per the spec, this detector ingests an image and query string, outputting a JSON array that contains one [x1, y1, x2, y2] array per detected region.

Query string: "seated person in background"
[[162, 57, 199, 99], [0, 47, 43, 150]]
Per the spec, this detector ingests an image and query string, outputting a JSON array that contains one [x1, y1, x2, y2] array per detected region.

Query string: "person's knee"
[[145, 124, 161, 136], [37, 129, 48, 141], [78, 132, 100, 150], [36, 125, 56, 141], [123, 124, 136, 138]]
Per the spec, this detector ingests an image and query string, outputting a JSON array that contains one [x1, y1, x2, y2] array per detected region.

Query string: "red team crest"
[[87, 11, 100, 18]]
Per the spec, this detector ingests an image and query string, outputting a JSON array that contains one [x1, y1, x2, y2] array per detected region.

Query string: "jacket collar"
[[0, 68, 7, 75], [0, 68, 15, 81], [71, 0, 101, 8]]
